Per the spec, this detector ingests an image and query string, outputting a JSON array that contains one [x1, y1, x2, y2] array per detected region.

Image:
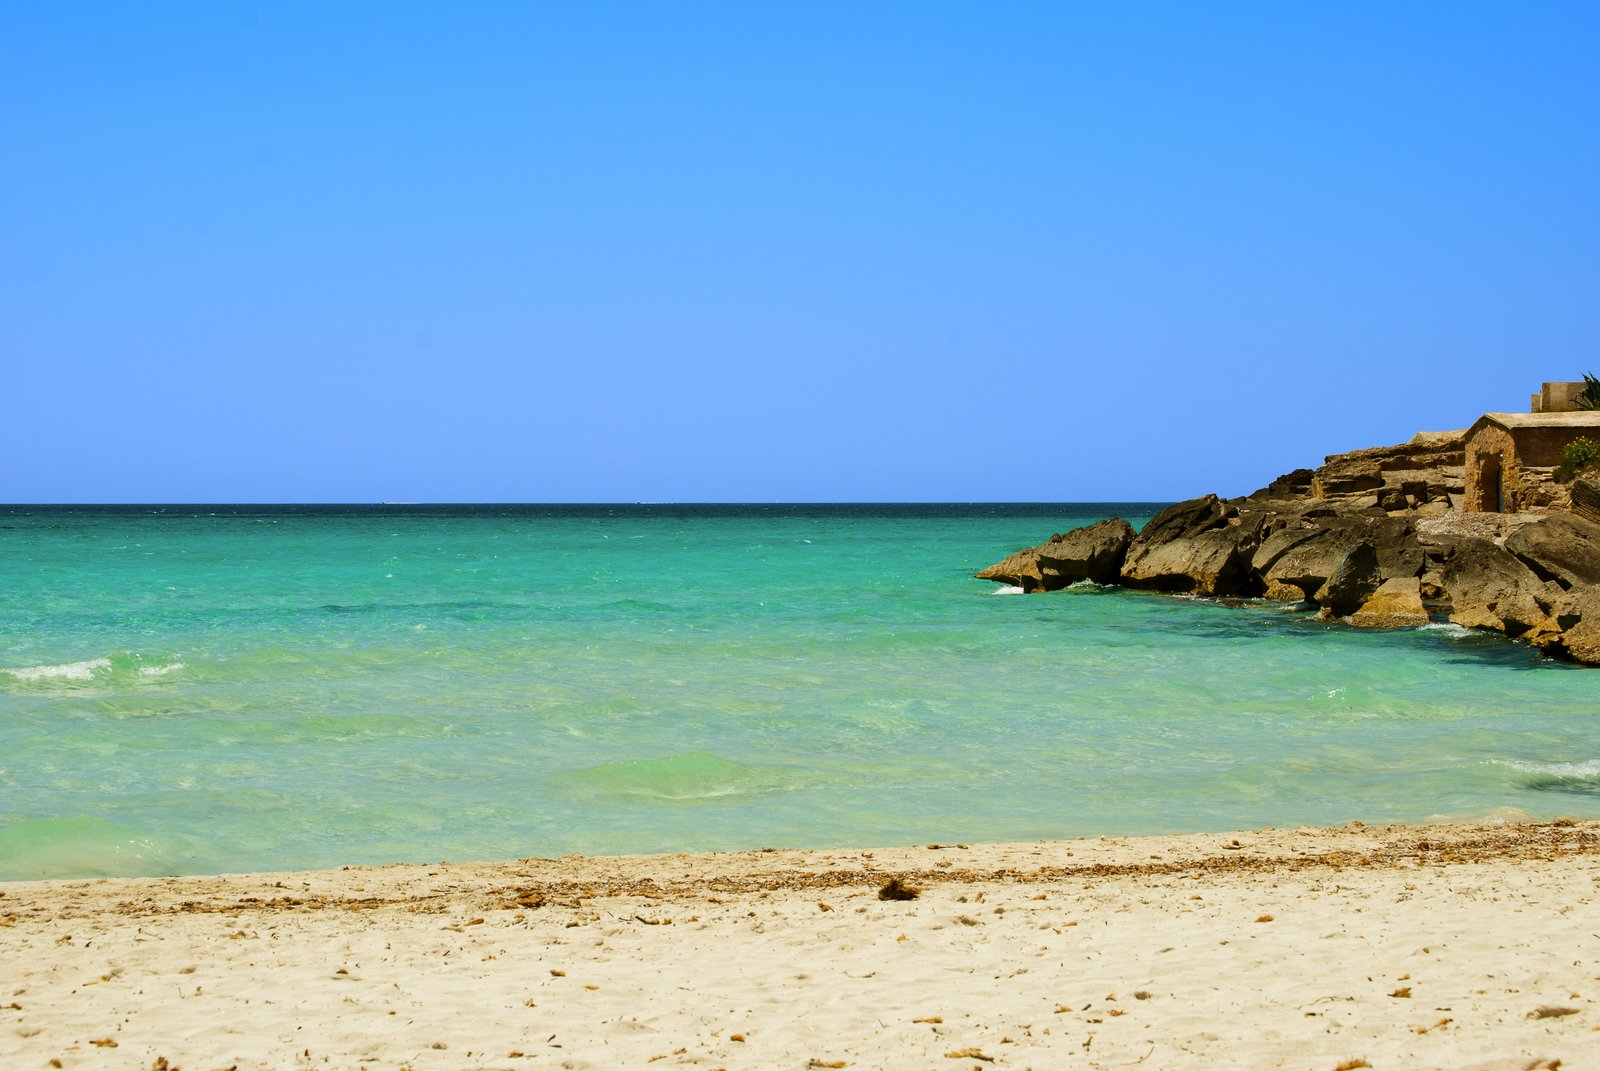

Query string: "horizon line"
[[1, 499, 1177, 508]]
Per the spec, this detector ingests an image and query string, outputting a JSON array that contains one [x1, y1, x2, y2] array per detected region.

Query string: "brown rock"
[[1249, 468, 1314, 500], [1348, 577, 1430, 628], [974, 544, 1052, 593], [1035, 518, 1135, 587], [1539, 584, 1600, 665], [1313, 463, 1386, 497], [1253, 525, 1340, 601], [1262, 580, 1312, 602], [1440, 537, 1560, 639], [1119, 499, 1264, 595], [975, 518, 1135, 592], [1504, 512, 1600, 590], [1571, 478, 1600, 526], [1254, 515, 1420, 604], [1127, 495, 1229, 549], [1316, 542, 1382, 618], [1308, 432, 1465, 505], [1119, 526, 1259, 595]]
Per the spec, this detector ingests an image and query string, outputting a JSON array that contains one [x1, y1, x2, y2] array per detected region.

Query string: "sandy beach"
[[2, 821, 1596, 1070]]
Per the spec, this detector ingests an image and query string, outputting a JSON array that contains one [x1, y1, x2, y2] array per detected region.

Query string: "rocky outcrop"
[[1251, 514, 1420, 603], [1300, 430, 1465, 513], [975, 429, 1600, 665], [974, 518, 1134, 592], [1034, 518, 1135, 586], [1121, 525, 1258, 595], [1119, 497, 1263, 595]]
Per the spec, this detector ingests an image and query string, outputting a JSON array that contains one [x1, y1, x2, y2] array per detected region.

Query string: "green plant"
[[1555, 435, 1600, 482], [1577, 372, 1600, 411]]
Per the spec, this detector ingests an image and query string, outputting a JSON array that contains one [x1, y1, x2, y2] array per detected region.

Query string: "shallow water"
[[1, 503, 1595, 880]]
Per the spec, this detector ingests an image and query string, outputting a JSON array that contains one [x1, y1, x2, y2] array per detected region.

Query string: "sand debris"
[[878, 877, 920, 901]]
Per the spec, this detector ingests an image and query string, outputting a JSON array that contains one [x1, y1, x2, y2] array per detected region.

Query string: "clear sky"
[[3, 2, 1597, 503]]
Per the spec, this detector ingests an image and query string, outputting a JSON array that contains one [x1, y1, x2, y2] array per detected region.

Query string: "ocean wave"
[[987, 585, 1025, 595], [0, 657, 111, 681], [1417, 622, 1476, 637], [1, 653, 186, 686], [548, 751, 810, 804], [1492, 757, 1600, 797], [1498, 757, 1600, 778]]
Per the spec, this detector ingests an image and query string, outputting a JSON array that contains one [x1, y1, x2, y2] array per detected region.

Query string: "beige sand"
[[2, 821, 1597, 1070]]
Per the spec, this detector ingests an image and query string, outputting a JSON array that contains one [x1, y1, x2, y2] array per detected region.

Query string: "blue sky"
[[3, 2, 1597, 502]]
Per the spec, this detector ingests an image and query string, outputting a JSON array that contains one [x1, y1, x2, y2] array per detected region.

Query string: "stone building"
[[1531, 380, 1591, 413], [1464, 410, 1600, 512]]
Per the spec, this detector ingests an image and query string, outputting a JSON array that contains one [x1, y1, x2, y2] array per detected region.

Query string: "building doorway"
[[1480, 454, 1504, 512]]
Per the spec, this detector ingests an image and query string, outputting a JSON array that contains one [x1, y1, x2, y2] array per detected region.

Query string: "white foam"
[[988, 585, 1025, 595], [2, 658, 110, 681], [1422, 805, 1537, 826], [138, 661, 186, 678], [1418, 622, 1475, 637], [1496, 757, 1600, 778]]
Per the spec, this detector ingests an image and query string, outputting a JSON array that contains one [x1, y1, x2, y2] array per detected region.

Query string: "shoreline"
[[4, 820, 1596, 1069]]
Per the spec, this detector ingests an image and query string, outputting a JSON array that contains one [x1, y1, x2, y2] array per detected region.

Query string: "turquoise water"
[[1, 504, 1595, 881]]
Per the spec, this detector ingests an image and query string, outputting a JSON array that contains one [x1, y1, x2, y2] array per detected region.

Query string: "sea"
[[1, 503, 1595, 882]]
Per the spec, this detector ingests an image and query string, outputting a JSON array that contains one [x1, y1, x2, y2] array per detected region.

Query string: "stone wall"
[[1509, 424, 1593, 468]]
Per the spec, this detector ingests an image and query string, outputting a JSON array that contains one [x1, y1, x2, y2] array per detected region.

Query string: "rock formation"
[[976, 428, 1600, 666], [975, 518, 1134, 592]]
